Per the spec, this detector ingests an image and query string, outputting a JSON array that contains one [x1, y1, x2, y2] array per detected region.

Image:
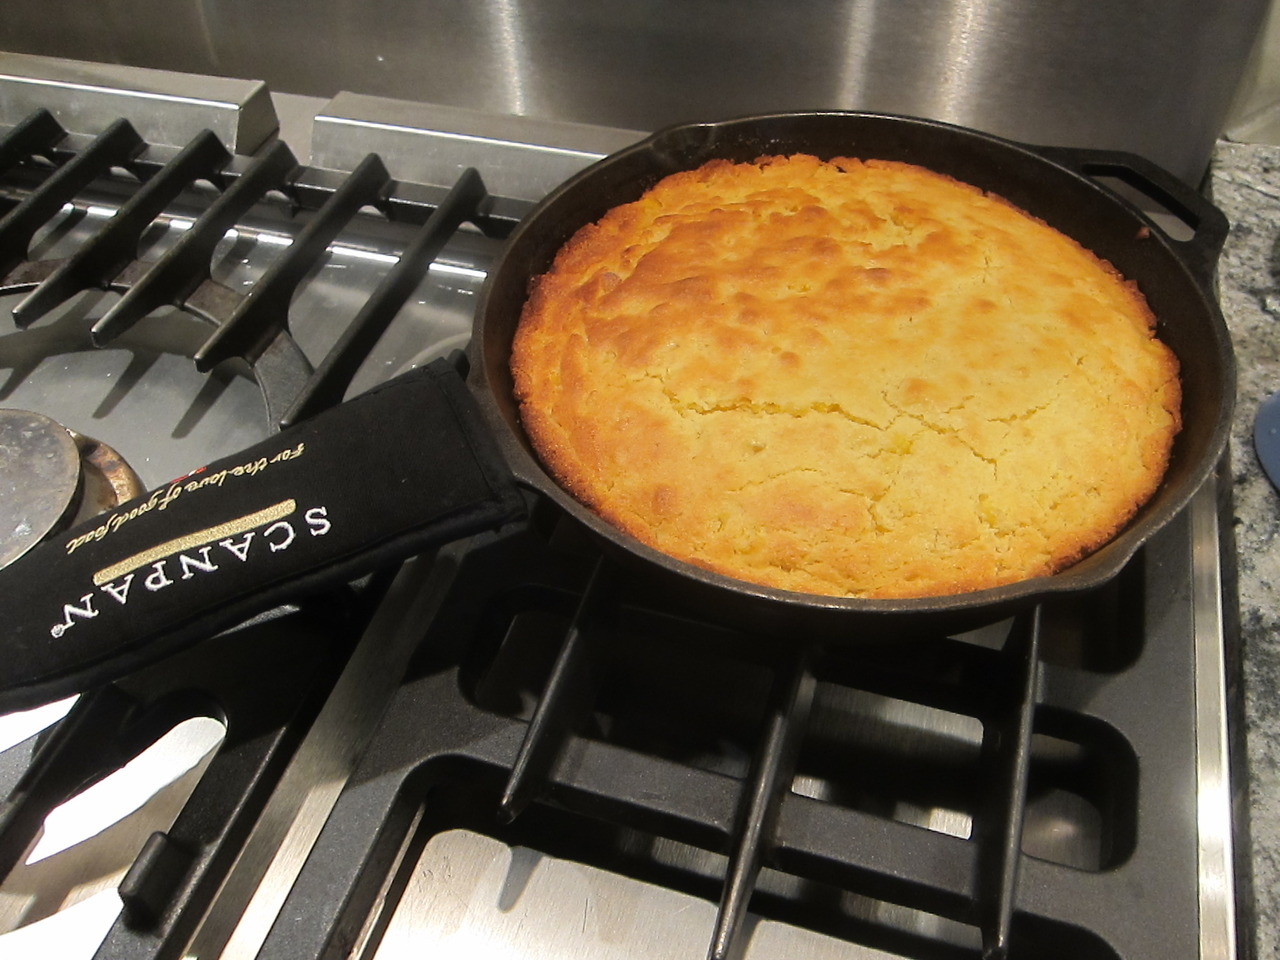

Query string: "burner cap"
[[0, 409, 82, 570]]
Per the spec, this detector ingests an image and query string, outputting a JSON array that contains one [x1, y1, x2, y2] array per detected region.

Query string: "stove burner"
[[0, 408, 143, 570], [0, 408, 80, 568], [66, 422, 146, 517]]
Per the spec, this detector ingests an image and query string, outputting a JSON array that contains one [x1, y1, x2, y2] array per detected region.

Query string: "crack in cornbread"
[[511, 154, 1180, 598]]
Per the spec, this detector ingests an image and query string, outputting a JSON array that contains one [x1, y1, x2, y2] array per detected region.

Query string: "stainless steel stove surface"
[[0, 54, 1243, 960]]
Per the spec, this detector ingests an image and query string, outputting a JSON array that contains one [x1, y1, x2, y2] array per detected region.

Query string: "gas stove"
[[0, 53, 1245, 960]]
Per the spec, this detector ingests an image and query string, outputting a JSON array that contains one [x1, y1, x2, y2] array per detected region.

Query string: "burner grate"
[[253, 504, 1203, 960], [0, 108, 521, 959], [0, 109, 521, 427]]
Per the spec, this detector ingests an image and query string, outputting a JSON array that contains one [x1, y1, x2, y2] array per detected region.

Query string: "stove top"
[[0, 52, 1245, 960]]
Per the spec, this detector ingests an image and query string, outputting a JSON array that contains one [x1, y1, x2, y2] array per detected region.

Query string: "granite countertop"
[[1208, 139, 1280, 960]]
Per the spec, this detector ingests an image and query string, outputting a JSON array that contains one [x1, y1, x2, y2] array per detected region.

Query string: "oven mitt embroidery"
[[0, 359, 527, 712]]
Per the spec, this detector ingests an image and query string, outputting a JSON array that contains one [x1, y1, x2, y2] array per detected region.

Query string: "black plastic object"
[[0, 360, 525, 712], [468, 111, 1236, 639], [1254, 390, 1280, 492]]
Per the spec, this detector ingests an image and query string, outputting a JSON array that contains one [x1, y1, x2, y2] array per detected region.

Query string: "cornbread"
[[510, 154, 1180, 599]]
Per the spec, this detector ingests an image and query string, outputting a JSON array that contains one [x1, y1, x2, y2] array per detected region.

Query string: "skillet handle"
[[1034, 144, 1229, 291], [0, 359, 526, 712]]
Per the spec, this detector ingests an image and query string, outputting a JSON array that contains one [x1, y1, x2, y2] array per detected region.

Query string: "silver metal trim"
[[0, 53, 278, 154], [310, 92, 644, 199], [1191, 477, 1238, 960]]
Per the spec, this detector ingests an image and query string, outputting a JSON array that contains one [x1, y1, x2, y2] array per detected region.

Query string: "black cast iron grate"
[[255, 495, 1204, 960], [0, 108, 527, 429], [0, 107, 523, 960]]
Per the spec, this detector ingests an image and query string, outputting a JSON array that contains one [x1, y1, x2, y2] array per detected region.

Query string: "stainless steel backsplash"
[[0, 0, 1269, 185]]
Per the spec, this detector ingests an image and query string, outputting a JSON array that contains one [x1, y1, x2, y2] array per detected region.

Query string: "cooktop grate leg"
[[280, 166, 489, 426], [974, 607, 1041, 959], [11, 128, 231, 328], [498, 556, 614, 823], [89, 139, 298, 345], [194, 151, 391, 374], [709, 645, 816, 960], [0, 118, 144, 281]]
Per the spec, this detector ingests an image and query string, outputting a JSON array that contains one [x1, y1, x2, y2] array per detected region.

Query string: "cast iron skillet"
[[465, 111, 1235, 638], [0, 111, 1236, 710]]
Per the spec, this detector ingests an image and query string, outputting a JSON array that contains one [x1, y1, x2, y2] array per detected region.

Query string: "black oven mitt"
[[0, 359, 527, 712]]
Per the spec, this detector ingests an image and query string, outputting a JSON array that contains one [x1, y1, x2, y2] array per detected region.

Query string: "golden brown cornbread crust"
[[510, 154, 1181, 599]]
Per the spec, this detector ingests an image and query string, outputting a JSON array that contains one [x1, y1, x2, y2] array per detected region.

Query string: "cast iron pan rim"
[[470, 109, 1234, 623]]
